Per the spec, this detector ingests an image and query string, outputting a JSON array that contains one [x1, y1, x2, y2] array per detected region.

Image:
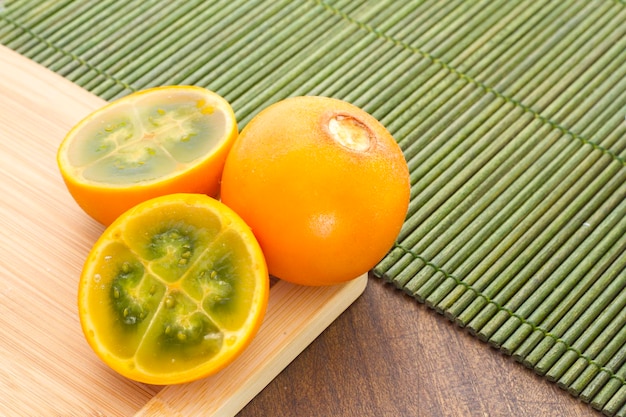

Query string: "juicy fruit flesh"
[[66, 93, 227, 185], [84, 203, 258, 376]]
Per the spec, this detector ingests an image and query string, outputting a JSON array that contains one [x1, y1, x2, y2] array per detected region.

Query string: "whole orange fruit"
[[220, 96, 410, 286], [57, 85, 238, 226]]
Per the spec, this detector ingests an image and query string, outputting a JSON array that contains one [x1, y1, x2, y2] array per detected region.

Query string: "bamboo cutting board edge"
[[136, 275, 368, 417], [0, 45, 367, 416]]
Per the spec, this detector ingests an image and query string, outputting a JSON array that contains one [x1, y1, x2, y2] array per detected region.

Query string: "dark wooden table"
[[238, 274, 597, 417]]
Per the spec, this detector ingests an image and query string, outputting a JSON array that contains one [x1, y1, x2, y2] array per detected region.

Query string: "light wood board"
[[0, 45, 367, 416]]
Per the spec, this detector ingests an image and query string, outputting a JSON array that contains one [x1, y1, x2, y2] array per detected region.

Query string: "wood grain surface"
[[239, 275, 600, 417], [0, 45, 366, 416]]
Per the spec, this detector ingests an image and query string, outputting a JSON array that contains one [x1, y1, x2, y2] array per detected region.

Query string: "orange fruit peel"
[[78, 193, 269, 385], [221, 96, 410, 286], [57, 85, 238, 226]]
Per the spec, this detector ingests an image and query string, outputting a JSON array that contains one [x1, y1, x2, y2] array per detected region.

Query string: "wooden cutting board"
[[0, 45, 367, 416]]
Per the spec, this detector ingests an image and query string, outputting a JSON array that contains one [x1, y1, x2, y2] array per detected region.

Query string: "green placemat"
[[2, 0, 625, 414]]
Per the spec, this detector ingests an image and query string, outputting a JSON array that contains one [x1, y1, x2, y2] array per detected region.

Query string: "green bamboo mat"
[[2, 0, 625, 414]]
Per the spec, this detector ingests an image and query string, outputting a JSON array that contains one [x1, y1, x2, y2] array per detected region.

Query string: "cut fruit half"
[[78, 193, 269, 385], [57, 85, 238, 225]]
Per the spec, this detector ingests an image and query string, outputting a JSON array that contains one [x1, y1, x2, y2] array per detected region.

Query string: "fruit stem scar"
[[327, 114, 372, 152]]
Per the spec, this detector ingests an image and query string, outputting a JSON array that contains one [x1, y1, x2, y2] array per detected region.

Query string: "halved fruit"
[[78, 193, 269, 385], [57, 85, 238, 225]]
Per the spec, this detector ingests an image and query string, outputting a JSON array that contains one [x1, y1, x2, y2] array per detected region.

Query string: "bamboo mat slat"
[[2, 0, 626, 415]]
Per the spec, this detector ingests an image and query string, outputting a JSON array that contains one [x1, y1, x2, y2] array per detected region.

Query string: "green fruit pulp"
[[86, 203, 257, 373], [67, 92, 227, 185]]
